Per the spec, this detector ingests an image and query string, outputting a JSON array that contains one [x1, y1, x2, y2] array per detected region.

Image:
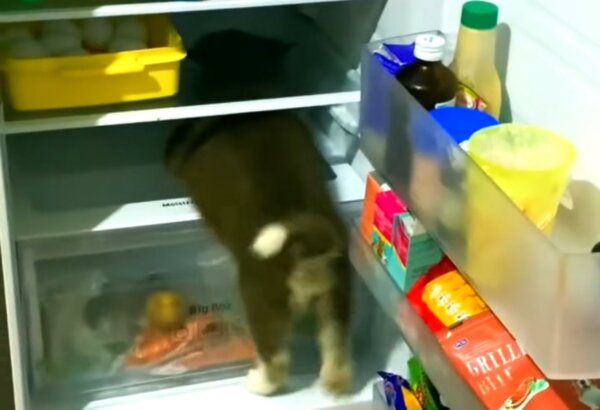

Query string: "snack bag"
[[438, 312, 568, 409], [378, 371, 423, 410], [422, 271, 487, 327], [406, 257, 456, 333], [408, 357, 449, 410]]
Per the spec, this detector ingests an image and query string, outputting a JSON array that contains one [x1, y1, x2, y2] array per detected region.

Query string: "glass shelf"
[[2, 9, 359, 134]]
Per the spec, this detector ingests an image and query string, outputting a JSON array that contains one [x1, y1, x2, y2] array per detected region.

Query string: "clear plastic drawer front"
[[360, 35, 600, 379]]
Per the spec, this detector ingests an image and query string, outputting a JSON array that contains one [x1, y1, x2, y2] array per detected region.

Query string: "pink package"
[[373, 190, 407, 240]]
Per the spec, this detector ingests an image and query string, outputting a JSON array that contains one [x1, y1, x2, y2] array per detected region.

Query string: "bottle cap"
[[461, 1, 499, 30], [414, 34, 446, 62]]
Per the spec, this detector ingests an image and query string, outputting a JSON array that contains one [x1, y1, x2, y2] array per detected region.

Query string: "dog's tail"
[[250, 214, 343, 260]]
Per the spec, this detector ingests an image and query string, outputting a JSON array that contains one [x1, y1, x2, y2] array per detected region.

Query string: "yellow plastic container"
[[3, 16, 186, 111], [468, 124, 576, 234]]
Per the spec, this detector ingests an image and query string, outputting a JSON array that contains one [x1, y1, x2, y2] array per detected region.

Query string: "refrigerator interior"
[[15, 217, 411, 410], [3, 0, 599, 408], [5, 99, 399, 409]]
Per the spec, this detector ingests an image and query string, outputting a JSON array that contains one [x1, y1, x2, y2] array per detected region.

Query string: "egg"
[[108, 37, 146, 52], [60, 46, 88, 56], [4, 26, 34, 43], [10, 38, 47, 58], [81, 18, 113, 52], [113, 17, 147, 43], [40, 32, 82, 56], [145, 290, 188, 332], [40, 20, 80, 38]]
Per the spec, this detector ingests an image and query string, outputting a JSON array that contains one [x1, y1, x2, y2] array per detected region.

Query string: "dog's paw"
[[319, 359, 353, 396], [245, 366, 281, 396]]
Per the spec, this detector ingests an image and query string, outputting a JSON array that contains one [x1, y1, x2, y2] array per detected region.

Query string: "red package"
[[549, 380, 600, 409], [373, 190, 407, 242], [406, 257, 456, 333], [438, 312, 568, 409]]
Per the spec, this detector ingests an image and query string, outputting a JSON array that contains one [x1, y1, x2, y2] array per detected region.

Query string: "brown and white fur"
[[165, 111, 353, 396]]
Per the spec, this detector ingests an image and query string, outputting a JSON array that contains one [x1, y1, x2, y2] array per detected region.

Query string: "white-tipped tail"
[[251, 223, 289, 258]]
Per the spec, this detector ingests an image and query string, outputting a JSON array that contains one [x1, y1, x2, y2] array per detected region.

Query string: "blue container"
[[430, 107, 499, 146]]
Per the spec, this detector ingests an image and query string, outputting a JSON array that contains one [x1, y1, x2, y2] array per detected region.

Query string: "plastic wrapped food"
[[124, 313, 255, 375]]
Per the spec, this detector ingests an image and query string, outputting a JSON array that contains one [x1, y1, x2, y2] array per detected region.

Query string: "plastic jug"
[[468, 124, 575, 233]]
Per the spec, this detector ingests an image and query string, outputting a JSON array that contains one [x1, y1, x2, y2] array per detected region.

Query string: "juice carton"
[[438, 312, 568, 409], [360, 172, 390, 242], [371, 190, 443, 291], [371, 190, 406, 265], [390, 213, 443, 291]]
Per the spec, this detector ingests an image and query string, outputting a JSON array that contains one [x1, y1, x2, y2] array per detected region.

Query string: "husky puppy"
[[165, 111, 353, 395]]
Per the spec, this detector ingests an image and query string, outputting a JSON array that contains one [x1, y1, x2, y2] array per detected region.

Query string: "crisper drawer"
[[19, 223, 254, 408], [17, 214, 412, 410], [360, 36, 600, 379]]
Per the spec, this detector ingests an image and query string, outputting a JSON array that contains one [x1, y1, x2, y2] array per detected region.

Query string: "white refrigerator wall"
[[374, 0, 443, 39]]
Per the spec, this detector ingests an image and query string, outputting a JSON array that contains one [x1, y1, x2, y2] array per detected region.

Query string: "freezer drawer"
[[360, 35, 600, 379], [17, 214, 412, 410], [19, 223, 250, 406]]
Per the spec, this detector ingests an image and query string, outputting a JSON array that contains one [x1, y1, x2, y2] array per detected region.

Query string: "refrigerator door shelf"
[[360, 35, 600, 378]]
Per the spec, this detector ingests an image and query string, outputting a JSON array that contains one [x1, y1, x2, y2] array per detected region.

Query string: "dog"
[[165, 110, 353, 396]]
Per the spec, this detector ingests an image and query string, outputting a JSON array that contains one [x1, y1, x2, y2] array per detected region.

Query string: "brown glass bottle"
[[396, 34, 458, 111]]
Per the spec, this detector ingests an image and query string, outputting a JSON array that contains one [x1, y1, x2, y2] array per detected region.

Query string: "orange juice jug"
[[450, 1, 502, 118]]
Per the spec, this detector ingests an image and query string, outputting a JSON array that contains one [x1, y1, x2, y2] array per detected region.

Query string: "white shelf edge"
[[3, 91, 361, 135], [85, 373, 375, 410], [16, 163, 366, 240], [0, 0, 350, 23]]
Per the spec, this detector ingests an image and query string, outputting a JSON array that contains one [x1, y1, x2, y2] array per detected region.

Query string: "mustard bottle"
[[450, 1, 502, 118]]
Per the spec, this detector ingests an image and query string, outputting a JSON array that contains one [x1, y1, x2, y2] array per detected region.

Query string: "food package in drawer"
[[36, 255, 253, 384], [2, 16, 186, 111]]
